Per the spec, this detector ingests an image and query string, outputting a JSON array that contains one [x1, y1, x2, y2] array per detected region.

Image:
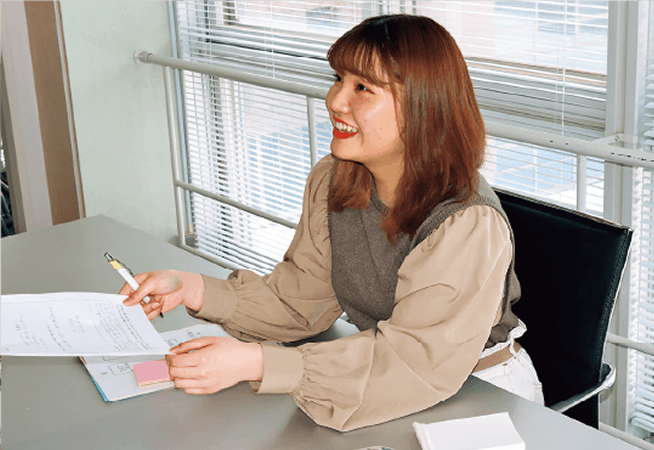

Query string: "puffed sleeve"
[[188, 155, 343, 342], [252, 205, 513, 431]]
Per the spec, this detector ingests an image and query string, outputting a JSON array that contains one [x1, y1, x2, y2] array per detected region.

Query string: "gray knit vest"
[[328, 174, 521, 348]]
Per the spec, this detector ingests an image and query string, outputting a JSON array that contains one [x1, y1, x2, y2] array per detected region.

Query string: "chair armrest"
[[550, 362, 616, 413]]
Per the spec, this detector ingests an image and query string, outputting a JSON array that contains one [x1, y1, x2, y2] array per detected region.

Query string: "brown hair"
[[327, 14, 486, 243]]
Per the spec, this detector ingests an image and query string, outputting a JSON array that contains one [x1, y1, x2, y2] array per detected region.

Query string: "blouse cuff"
[[186, 274, 237, 323], [250, 344, 304, 394]]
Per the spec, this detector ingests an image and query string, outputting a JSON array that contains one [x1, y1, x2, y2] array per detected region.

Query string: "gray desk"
[[2, 215, 637, 449]]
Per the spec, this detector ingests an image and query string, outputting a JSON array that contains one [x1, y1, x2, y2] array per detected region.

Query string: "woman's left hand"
[[166, 337, 264, 394]]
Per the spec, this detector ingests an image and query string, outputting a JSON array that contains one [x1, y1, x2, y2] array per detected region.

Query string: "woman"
[[122, 14, 543, 431]]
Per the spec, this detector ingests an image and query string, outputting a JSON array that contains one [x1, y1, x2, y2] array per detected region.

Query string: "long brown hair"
[[327, 15, 486, 243]]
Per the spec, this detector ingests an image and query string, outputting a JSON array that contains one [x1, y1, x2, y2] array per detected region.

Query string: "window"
[[169, 1, 652, 445], [174, 0, 610, 270]]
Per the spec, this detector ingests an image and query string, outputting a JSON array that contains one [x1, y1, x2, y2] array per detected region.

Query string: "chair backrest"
[[495, 189, 633, 428]]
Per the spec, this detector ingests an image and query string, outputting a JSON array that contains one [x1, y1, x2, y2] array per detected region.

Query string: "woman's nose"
[[326, 84, 351, 113]]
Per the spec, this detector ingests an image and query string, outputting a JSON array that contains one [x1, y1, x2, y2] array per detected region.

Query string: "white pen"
[[104, 252, 164, 318]]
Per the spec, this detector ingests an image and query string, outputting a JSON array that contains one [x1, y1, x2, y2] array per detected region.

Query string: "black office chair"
[[495, 188, 633, 428]]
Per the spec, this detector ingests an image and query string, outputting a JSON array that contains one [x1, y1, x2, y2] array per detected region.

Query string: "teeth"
[[334, 121, 357, 133]]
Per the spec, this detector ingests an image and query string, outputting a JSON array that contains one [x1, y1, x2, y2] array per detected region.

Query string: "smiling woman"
[[121, 14, 543, 432]]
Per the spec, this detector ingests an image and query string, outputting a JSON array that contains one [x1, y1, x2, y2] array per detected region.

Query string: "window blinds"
[[181, 69, 332, 269], [645, 10, 654, 152], [177, 1, 608, 139], [631, 4, 654, 436], [174, 0, 610, 273], [633, 168, 654, 436]]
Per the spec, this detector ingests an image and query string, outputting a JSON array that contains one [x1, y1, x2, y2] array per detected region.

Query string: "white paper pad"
[[413, 412, 525, 450], [1, 292, 171, 356]]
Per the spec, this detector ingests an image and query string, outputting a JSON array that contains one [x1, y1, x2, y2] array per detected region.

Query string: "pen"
[[104, 252, 164, 318]]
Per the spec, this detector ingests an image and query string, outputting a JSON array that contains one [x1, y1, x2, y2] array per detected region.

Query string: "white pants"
[[473, 345, 545, 404], [472, 321, 545, 405]]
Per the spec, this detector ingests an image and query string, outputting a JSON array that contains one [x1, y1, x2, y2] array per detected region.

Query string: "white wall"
[[59, 1, 177, 242]]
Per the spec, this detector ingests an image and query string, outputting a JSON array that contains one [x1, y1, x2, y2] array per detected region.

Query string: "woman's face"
[[325, 68, 404, 174]]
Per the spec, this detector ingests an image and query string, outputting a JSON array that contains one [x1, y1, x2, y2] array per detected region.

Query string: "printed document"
[[1, 292, 171, 356]]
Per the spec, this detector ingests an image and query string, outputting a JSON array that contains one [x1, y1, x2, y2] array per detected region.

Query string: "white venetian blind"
[[431, 1, 608, 140], [646, 10, 654, 152], [631, 5, 654, 436], [173, 0, 609, 272], [181, 69, 333, 271], [177, 1, 608, 138]]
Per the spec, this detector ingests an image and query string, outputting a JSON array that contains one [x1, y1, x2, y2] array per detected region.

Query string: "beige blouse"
[[190, 156, 513, 431]]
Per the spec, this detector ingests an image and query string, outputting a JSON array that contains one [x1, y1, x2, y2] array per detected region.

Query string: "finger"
[[118, 282, 134, 297], [145, 309, 160, 321], [142, 300, 159, 315], [172, 376, 201, 389], [167, 339, 220, 368], [131, 272, 150, 284], [168, 366, 203, 379], [145, 300, 164, 320], [171, 337, 219, 354], [128, 285, 151, 305], [122, 275, 155, 306], [118, 272, 150, 295], [183, 388, 214, 395], [149, 299, 164, 314], [122, 288, 144, 306], [173, 377, 219, 394], [167, 352, 202, 368]]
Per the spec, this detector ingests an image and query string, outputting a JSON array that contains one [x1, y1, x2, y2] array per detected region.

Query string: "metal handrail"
[[136, 51, 654, 171], [607, 332, 654, 357], [136, 51, 329, 99]]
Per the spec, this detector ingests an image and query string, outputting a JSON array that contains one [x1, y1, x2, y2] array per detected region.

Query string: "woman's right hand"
[[120, 270, 204, 320]]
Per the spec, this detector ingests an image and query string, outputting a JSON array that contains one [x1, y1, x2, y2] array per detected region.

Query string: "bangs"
[[327, 25, 396, 87]]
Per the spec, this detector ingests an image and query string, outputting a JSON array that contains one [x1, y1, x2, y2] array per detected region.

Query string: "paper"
[[80, 324, 231, 401], [134, 360, 171, 386], [413, 412, 525, 450], [1, 292, 170, 356]]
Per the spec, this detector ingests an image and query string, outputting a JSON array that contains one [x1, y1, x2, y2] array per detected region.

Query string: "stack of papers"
[[413, 412, 525, 450], [0, 292, 232, 402]]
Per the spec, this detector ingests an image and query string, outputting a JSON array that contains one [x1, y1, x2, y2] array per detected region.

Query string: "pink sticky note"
[[133, 360, 171, 387]]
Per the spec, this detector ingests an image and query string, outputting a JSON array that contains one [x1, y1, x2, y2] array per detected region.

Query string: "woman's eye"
[[332, 73, 342, 82], [356, 83, 370, 92]]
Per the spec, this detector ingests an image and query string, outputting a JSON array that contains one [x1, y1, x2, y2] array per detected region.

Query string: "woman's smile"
[[332, 117, 358, 139]]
